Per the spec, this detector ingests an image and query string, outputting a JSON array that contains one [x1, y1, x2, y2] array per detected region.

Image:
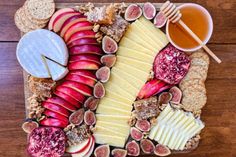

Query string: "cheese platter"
[[14, 1, 221, 157]]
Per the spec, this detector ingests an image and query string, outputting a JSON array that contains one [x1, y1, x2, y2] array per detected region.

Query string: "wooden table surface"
[[0, 0, 235, 157]]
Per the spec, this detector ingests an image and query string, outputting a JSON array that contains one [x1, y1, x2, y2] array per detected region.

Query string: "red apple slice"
[[69, 54, 101, 65], [54, 90, 81, 108], [40, 118, 68, 128], [56, 86, 86, 104], [67, 30, 96, 45], [43, 109, 69, 123], [68, 38, 98, 48], [83, 136, 95, 157], [61, 81, 92, 96], [66, 136, 90, 154], [60, 16, 87, 37], [65, 73, 96, 87], [70, 136, 94, 155], [69, 45, 103, 56], [64, 21, 93, 42], [48, 8, 75, 30], [46, 96, 77, 112], [70, 70, 97, 81], [68, 61, 100, 71], [42, 102, 70, 117]]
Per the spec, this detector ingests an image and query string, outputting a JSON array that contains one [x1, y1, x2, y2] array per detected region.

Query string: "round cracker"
[[179, 78, 204, 91], [26, 0, 55, 20], [14, 8, 33, 33], [190, 50, 209, 64], [181, 65, 208, 82], [191, 57, 209, 68], [182, 82, 206, 94]]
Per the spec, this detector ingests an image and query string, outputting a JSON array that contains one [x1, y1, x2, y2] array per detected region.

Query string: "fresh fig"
[[93, 81, 105, 98], [100, 54, 117, 68], [130, 127, 143, 141], [126, 140, 140, 156], [142, 2, 156, 20], [69, 108, 84, 125], [84, 96, 100, 111], [94, 144, 110, 157], [135, 120, 151, 132], [102, 36, 118, 54], [22, 121, 39, 134], [125, 4, 142, 21], [140, 139, 155, 154], [84, 110, 96, 126], [169, 86, 182, 104], [96, 66, 111, 83], [154, 11, 167, 28], [111, 149, 127, 157], [154, 144, 171, 156], [158, 92, 172, 105]]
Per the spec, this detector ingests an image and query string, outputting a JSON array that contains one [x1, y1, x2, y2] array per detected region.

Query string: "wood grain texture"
[[0, 1, 235, 157]]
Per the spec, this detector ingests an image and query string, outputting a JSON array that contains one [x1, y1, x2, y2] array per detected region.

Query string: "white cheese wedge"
[[93, 134, 126, 148], [95, 126, 127, 137], [96, 114, 130, 124], [105, 89, 133, 104], [99, 97, 133, 111], [96, 105, 131, 116], [16, 29, 68, 79], [96, 121, 130, 135]]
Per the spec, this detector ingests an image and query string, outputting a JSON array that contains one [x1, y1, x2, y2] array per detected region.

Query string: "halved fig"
[[154, 144, 171, 156], [93, 82, 105, 98], [94, 144, 110, 157], [44, 109, 69, 124], [143, 2, 156, 20], [130, 127, 143, 141], [84, 96, 100, 111], [96, 66, 111, 83], [140, 139, 155, 154], [135, 119, 151, 132], [22, 121, 39, 134], [111, 149, 127, 157], [158, 92, 172, 105], [84, 110, 96, 126], [125, 4, 142, 21], [126, 140, 140, 156], [40, 118, 68, 128], [169, 86, 182, 104], [69, 108, 85, 125], [100, 54, 117, 68], [102, 36, 118, 54], [154, 11, 167, 28]]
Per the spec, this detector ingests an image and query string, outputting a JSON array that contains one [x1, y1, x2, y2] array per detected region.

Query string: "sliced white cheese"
[[95, 121, 130, 135], [96, 114, 130, 124], [96, 105, 131, 116], [45, 58, 69, 81], [93, 133, 126, 148], [95, 126, 127, 137]]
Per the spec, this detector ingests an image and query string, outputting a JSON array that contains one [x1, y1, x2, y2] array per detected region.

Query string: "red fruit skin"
[[140, 139, 155, 154], [66, 73, 96, 87], [67, 30, 96, 45], [135, 119, 151, 132], [130, 127, 143, 141], [42, 102, 70, 117], [27, 127, 66, 157], [68, 38, 98, 48], [70, 70, 97, 81], [126, 140, 140, 156], [61, 81, 93, 97], [43, 110, 69, 124], [54, 90, 81, 108], [84, 110, 96, 125], [94, 145, 110, 157], [69, 45, 103, 56], [68, 61, 100, 70], [46, 96, 77, 112], [40, 118, 68, 128], [69, 54, 101, 65], [138, 79, 168, 99]]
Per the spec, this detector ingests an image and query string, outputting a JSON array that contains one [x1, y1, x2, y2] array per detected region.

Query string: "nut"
[[93, 24, 100, 32]]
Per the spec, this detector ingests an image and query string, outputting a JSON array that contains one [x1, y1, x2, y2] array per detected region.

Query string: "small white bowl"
[[166, 3, 213, 52]]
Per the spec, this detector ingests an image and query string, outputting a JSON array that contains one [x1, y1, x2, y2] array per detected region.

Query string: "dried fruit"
[[27, 127, 65, 157], [135, 120, 151, 132], [93, 81, 105, 98], [154, 144, 171, 156], [102, 36, 118, 54], [125, 4, 142, 21], [22, 121, 39, 134], [94, 144, 110, 157], [169, 86, 182, 104], [100, 54, 117, 68], [154, 44, 190, 84], [130, 127, 143, 141], [69, 109, 85, 125], [140, 139, 155, 154], [142, 2, 156, 20], [84, 110, 96, 126], [126, 140, 140, 156], [158, 92, 172, 105], [154, 11, 167, 28], [84, 96, 100, 110], [111, 149, 127, 157], [96, 66, 111, 83]]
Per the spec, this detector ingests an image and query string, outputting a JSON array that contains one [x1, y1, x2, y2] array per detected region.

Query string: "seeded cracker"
[[14, 8, 33, 33]]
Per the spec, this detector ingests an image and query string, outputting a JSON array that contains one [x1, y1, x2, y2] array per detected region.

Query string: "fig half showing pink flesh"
[[154, 11, 167, 28], [96, 66, 111, 83], [143, 2, 156, 20], [169, 86, 182, 104], [126, 140, 140, 156], [140, 139, 155, 154], [100, 54, 117, 68], [154, 144, 171, 156], [125, 4, 142, 21], [102, 36, 118, 54], [94, 144, 110, 157]]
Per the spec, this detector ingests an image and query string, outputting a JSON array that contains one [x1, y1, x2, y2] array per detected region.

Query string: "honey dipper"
[[161, 1, 222, 63]]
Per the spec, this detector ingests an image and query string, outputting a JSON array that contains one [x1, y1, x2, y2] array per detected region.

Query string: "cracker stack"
[[179, 49, 210, 113], [15, 0, 55, 33]]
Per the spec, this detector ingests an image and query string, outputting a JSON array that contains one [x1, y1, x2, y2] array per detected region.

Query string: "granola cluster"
[[27, 94, 45, 119]]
